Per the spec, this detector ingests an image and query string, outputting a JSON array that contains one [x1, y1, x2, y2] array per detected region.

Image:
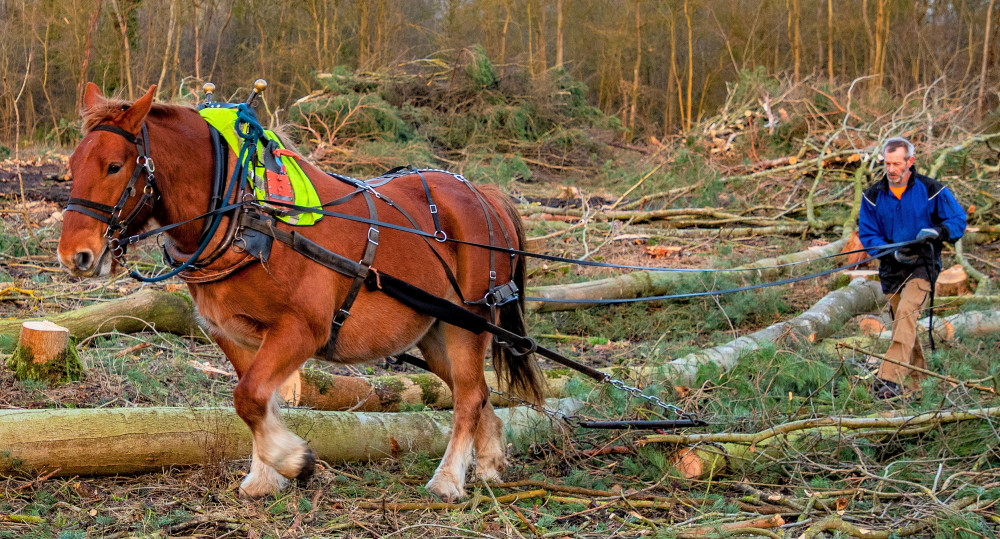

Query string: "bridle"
[[65, 123, 158, 259]]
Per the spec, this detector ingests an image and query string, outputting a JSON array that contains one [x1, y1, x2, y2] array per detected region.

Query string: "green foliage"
[[462, 152, 532, 185], [291, 91, 415, 143], [464, 45, 499, 90], [729, 67, 781, 107]]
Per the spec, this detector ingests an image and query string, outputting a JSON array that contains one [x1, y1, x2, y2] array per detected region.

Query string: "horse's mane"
[[82, 98, 299, 152], [81, 98, 181, 134]]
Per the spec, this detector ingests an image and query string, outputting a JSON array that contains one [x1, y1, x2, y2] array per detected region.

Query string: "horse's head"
[[58, 83, 157, 277]]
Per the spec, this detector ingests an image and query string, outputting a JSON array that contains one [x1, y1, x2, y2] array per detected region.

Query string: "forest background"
[[2, 0, 999, 147]]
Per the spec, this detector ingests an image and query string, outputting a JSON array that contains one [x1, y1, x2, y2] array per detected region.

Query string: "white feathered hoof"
[[426, 472, 467, 502], [239, 462, 289, 499]]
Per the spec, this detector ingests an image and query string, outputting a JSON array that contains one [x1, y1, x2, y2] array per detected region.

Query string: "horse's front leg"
[[229, 320, 320, 498]]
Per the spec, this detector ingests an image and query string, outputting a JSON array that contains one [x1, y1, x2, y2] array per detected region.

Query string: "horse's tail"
[[483, 186, 546, 407]]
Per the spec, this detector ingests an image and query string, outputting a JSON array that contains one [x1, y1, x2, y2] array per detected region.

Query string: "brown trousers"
[[876, 278, 931, 391]]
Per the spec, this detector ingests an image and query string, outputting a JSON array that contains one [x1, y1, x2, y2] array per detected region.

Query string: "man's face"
[[883, 147, 914, 186]]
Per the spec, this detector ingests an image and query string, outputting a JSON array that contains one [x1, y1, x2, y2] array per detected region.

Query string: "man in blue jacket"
[[858, 137, 966, 399]]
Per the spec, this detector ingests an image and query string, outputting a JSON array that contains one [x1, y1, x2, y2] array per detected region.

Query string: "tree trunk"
[[0, 289, 200, 342], [0, 399, 581, 477], [8, 321, 84, 385], [875, 309, 1000, 343], [280, 367, 575, 411], [527, 238, 849, 312], [648, 406, 1000, 480], [664, 278, 884, 387]]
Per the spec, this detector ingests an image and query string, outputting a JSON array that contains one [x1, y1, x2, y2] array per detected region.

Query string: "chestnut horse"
[[57, 83, 544, 501]]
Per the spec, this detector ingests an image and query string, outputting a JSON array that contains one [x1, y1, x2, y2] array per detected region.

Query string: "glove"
[[893, 250, 919, 265], [916, 227, 941, 242]]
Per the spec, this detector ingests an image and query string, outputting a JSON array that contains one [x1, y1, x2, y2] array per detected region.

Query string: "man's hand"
[[916, 227, 941, 242], [893, 250, 919, 264]]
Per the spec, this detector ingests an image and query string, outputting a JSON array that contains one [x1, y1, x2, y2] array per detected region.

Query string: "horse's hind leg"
[[417, 323, 500, 501], [473, 399, 506, 483], [230, 322, 318, 497]]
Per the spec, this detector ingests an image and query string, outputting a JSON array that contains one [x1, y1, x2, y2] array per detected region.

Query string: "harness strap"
[[91, 124, 138, 144], [365, 269, 609, 383], [414, 169, 446, 242], [275, 171, 468, 303], [197, 125, 229, 246], [66, 124, 157, 246], [65, 198, 115, 224], [323, 190, 379, 361]]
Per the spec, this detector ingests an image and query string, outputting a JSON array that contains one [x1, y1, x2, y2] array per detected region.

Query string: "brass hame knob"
[[253, 79, 268, 93]]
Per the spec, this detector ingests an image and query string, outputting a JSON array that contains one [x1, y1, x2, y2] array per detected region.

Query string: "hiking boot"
[[872, 378, 903, 400]]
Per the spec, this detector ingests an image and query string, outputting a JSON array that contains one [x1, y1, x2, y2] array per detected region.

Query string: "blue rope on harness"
[[129, 104, 262, 282]]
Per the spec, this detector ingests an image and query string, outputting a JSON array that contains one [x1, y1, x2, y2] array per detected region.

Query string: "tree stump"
[[7, 321, 85, 385], [935, 264, 970, 297]]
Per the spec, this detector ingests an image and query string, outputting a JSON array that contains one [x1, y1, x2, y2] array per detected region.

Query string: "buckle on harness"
[[483, 281, 519, 307], [367, 226, 380, 246], [332, 308, 351, 327]]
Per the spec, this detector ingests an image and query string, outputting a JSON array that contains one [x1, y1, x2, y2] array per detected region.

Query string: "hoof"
[[474, 467, 503, 484], [426, 474, 466, 503], [239, 469, 288, 499], [474, 454, 506, 484], [295, 449, 316, 483]]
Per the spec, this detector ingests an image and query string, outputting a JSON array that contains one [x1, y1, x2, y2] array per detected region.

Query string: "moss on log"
[[0, 399, 581, 477], [0, 289, 200, 344]]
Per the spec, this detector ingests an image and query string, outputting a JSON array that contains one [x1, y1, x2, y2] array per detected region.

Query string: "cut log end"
[[672, 447, 704, 479], [935, 265, 970, 297], [8, 321, 84, 385], [859, 316, 887, 336]]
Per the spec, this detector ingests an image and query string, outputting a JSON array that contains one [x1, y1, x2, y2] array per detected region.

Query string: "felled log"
[[0, 399, 581, 477], [662, 278, 884, 387], [935, 264, 970, 296], [280, 367, 574, 411], [646, 405, 1000, 480], [7, 321, 84, 385], [875, 309, 1000, 342], [858, 315, 888, 335], [0, 289, 201, 342], [527, 237, 849, 312], [840, 231, 874, 269]]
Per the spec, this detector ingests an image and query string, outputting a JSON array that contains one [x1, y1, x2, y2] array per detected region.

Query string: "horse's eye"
[[107, 163, 122, 175]]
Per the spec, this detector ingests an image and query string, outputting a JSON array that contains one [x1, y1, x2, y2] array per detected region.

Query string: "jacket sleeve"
[[858, 195, 887, 257], [931, 186, 966, 243]]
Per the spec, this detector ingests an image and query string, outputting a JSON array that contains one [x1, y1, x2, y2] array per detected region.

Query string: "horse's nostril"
[[74, 250, 93, 271]]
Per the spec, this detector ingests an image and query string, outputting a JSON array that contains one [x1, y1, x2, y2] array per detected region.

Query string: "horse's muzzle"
[[59, 245, 113, 277]]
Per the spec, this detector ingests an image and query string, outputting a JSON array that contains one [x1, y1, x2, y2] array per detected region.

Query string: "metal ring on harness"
[[109, 238, 125, 258], [137, 155, 155, 173], [497, 335, 537, 357], [434, 230, 448, 242]]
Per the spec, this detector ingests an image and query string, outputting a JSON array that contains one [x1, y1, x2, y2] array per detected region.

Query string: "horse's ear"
[[82, 82, 103, 111], [119, 85, 157, 134]]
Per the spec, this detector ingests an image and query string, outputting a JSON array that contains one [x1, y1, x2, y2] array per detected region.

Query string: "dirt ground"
[[0, 158, 71, 204]]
